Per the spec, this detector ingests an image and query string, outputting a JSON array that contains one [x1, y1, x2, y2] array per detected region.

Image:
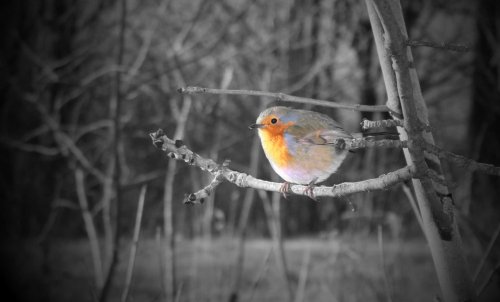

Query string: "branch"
[[360, 118, 433, 133], [371, 0, 476, 301], [75, 168, 104, 289], [184, 173, 225, 204], [0, 138, 60, 156], [474, 222, 500, 282], [477, 262, 500, 298], [361, 118, 403, 130], [178, 86, 389, 112], [422, 142, 500, 176], [150, 129, 414, 203], [365, 0, 401, 116], [99, 0, 127, 300], [343, 138, 407, 150], [121, 185, 147, 302], [372, 0, 455, 241], [358, 127, 500, 177], [407, 39, 470, 53], [27, 99, 106, 182]]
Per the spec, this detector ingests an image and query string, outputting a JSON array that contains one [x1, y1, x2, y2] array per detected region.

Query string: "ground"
[[1, 235, 444, 302]]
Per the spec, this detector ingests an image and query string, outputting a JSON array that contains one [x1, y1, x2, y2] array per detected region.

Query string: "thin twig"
[[231, 133, 262, 302], [151, 129, 415, 201], [271, 190, 293, 302], [378, 225, 393, 302], [0, 138, 60, 156], [473, 222, 500, 282], [344, 138, 407, 150], [361, 118, 403, 130], [121, 185, 147, 302], [248, 247, 273, 302], [423, 142, 500, 176], [407, 39, 470, 53], [75, 168, 104, 289], [26, 97, 106, 182], [156, 226, 166, 301], [294, 245, 312, 302], [184, 173, 225, 203], [174, 282, 184, 302], [178, 86, 389, 112], [258, 189, 293, 301], [36, 200, 60, 243], [401, 184, 424, 233], [477, 262, 500, 298]]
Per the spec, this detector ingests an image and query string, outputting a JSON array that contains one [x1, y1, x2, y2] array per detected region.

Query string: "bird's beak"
[[248, 123, 264, 130]]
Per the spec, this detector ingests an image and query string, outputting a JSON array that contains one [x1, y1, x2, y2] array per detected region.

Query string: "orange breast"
[[259, 129, 292, 168]]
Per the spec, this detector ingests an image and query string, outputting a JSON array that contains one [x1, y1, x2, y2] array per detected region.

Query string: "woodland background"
[[0, 0, 499, 301]]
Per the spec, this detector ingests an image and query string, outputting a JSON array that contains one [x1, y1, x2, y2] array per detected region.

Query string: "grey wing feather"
[[298, 128, 352, 145], [288, 110, 352, 145]]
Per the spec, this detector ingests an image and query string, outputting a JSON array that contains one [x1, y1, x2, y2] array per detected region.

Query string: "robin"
[[249, 106, 354, 198]]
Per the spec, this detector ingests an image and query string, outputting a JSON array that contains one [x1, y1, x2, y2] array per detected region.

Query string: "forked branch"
[[150, 128, 500, 204], [150, 129, 414, 203]]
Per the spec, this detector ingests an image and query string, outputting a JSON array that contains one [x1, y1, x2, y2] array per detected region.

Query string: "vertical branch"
[[203, 67, 234, 240], [294, 245, 311, 302], [100, 0, 127, 300], [260, 189, 293, 302], [365, 0, 401, 116], [230, 70, 269, 302], [155, 226, 166, 299], [473, 222, 500, 282], [377, 225, 393, 302], [75, 168, 104, 289], [271, 191, 293, 301], [401, 184, 425, 235], [248, 247, 273, 302], [163, 147, 178, 301], [121, 185, 147, 302], [102, 164, 114, 267], [229, 134, 261, 302], [368, 1, 476, 301], [163, 94, 192, 300]]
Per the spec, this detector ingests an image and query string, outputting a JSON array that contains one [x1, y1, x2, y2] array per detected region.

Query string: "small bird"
[[249, 106, 353, 198]]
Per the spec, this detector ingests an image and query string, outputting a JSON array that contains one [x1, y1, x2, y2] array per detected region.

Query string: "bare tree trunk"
[[121, 185, 147, 302], [261, 189, 294, 302], [75, 168, 104, 289], [163, 158, 178, 300], [163, 95, 192, 300], [229, 134, 261, 302], [229, 70, 270, 302], [101, 162, 115, 268], [367, 1, 476, 301], [202, 67, 234, 240], [288, 0, 322, 233], [99, 0, 127, 300]]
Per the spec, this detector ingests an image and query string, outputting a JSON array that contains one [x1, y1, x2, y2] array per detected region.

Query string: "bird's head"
[[249, 106, 297, 135]]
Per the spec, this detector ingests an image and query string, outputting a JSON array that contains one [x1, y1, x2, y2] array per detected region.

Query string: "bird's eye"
[[271, 118, 278, 124]]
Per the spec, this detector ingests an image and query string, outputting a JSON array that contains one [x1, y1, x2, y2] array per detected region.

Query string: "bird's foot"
[[304, 179, 318, 201], [279, 181, 292, 199]]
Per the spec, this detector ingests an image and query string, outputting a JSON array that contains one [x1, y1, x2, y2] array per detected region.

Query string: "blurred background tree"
[[1, 0, 498, 301]]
